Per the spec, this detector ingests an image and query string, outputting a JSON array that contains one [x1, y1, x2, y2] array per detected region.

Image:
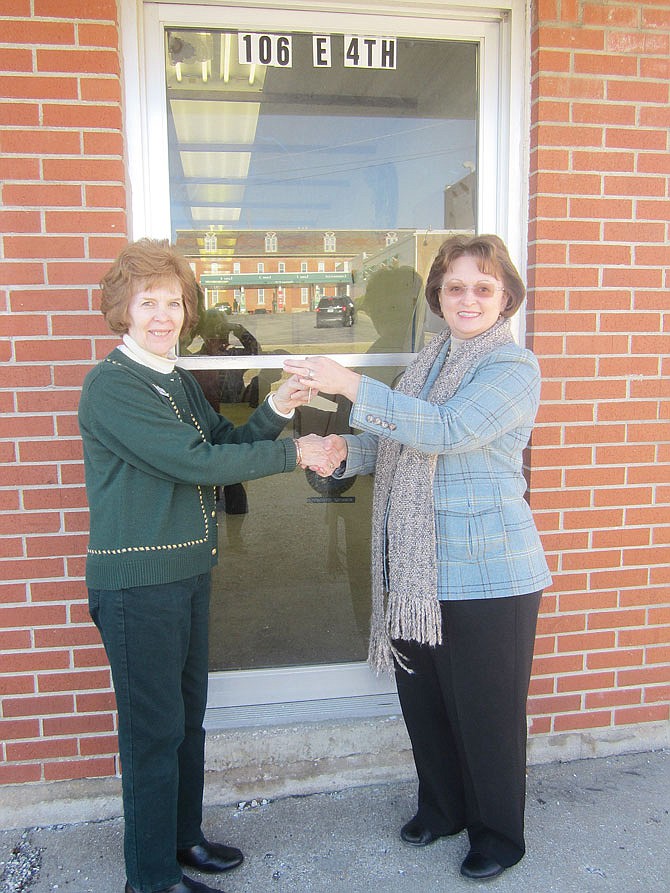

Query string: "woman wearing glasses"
[[284, 234, 552, 881]]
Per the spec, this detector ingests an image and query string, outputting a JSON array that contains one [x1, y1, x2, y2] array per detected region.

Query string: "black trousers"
[[89, 573, 211, 893], [394, 591, 541, 868]]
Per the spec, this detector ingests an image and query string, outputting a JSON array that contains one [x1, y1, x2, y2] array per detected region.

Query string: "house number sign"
[[238, 33, 397, 70]]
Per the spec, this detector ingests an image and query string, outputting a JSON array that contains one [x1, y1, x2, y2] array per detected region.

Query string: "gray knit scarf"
[[367, 317, 514, 674]]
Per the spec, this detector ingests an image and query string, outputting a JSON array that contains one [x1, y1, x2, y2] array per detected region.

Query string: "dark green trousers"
[[89, 573, 211, 893]]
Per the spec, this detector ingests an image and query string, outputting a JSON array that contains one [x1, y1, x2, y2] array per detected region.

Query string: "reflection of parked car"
[[315, 296, 355, 328], [212, 301, 232, 314]]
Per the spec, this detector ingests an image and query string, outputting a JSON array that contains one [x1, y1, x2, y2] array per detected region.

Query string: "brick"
[[13, 339, 92, 362], [558, 631, 617, 653], [639, 57, 670, 81], [79, 734, 119, 756], [0, 629, 31, 653], [42, 157, 125, 184], [3, 183, 83, 208], [537, 124, 603, 147], [83, 131, 125, 157], [0, 19, 75, 45], [569, 197, 633, 219], [0, 156, 40, 180], [607, 32, 669, 56], [43, 713, 115, 736], [78, 23, 119, 49], [0, 511, 61, 536], [42, 104, 122, 129], [6, 737, 78, 762], [73, 645, 108, 668], [559, 592, 617, 612], [586, 689, 642, 709], [637, 199, 670, 221], [33, 0, 118, 18], [0, 211, 41, 233], [645, 685, 670, 705], [1, 129, 81, 155], [606, 128, 668, 151], [534, 171, 602, 195], [4, 236, 85, 260], [0, 102, 39, 125], [535, 75, 605, 101], [529, 716, 552, 734], [528, 694, 583, 715], [537, 27, 605, 52], [582, 5, 639, 28], [19, 439, 82, 463], [2, 693, 74, 717], [572, 151, 635, 173], [34, 626, 101, 649], [639, 106, 670, 128], [557, 671, 616, 693], [604, 175, 667, 198], [44, 210, 127, 234], [46, 261, 112, 287], [614, 704, 669, 726], [532, 654, 583, 676], [43, 756, 117, 782], [85, 184, 127, 208], [553, 710, 612, 732], [75, 691, 117, 714], [2, 75, 78, 101], [80, 77, 122, 103], [0, 718, 41, 740], [574, 53, 637, 78], [37, 49, 120, 76], [592, 528, 651, 549], [0, 47, 33, 72], [619, 666, 670, 687], [10, 287, 89, 312], [37, 669, 112, 694], [0, 675, 35, 696], [0, 764, 42, 784], [603, 221, 666, 242]]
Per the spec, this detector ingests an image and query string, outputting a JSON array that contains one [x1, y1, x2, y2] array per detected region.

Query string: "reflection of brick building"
[[175, 229, 413, 314]]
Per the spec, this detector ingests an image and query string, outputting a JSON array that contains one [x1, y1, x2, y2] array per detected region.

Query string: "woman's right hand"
[[305, 434, 348, 478], [283, 357, 362, 403], [296, 433, 347, 477]]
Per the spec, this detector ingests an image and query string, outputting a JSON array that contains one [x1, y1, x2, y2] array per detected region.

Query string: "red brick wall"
[[527, 0, 670, 736], [0, 1, 668, 787], [0, 0, 126, 784]]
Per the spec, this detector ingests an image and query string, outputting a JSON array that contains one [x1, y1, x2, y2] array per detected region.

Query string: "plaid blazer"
[[342, 342, 552, 601]]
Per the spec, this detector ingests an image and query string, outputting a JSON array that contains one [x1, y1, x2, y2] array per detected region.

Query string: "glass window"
[[165, 24, 479, 674]]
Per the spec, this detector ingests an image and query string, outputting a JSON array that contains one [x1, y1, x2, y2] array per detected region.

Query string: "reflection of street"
[[208, 455, 373, 671], [220, 309, 377, 352]]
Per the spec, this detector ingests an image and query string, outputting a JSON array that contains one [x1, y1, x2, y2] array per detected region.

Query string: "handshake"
[[294, 433, 347, 478]]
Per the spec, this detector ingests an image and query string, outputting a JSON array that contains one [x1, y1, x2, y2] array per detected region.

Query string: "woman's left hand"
[[283, 357, 362, 403], [273, 374, 312, 414]]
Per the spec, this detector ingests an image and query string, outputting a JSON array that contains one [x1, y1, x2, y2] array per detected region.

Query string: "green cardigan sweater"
[[78, 348, 297, 590]]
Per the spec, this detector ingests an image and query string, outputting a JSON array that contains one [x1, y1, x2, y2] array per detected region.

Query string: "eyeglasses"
[[440, 281, 504, 300]]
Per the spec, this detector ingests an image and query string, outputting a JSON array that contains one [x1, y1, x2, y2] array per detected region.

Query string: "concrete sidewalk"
[[1, 749, 668, 893]]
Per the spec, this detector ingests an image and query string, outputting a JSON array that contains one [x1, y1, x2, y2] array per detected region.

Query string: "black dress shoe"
[[177, 839, 244, 873], [460, 850, 506, 880], [125, 875, 224, 893], [400, 816, 442, 847]]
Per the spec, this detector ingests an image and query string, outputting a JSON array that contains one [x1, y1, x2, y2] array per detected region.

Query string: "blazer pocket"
[[437, 506, 507, 561]]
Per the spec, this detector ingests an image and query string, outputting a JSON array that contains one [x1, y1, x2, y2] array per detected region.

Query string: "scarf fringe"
[[386, 591, 443, 647], [367, 593, 444, 676]]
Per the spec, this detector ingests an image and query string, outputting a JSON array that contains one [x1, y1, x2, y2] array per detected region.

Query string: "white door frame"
[[119, 0, 529, 725]]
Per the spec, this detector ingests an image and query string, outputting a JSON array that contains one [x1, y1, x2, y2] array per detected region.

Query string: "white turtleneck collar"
[[119, 334, 176, 374]]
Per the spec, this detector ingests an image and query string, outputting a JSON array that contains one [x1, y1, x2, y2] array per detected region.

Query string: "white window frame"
[[120, 0, 530, 725]]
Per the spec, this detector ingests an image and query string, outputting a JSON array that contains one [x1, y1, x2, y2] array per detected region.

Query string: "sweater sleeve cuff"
[[267, 392, 295, 419]]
